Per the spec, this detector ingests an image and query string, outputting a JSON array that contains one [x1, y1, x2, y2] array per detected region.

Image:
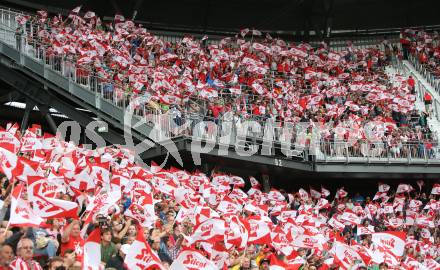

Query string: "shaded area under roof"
[[2, 0, 440, 38]]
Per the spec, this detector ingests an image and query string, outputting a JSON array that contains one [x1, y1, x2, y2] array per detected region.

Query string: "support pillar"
[[262, 174, 270, 193], [38, 105, 58, 134], [20, 98, 35, 135]]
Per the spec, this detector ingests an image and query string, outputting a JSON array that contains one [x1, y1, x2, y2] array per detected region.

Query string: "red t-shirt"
[[407, 78, 415, 88], [424, 93, 432, 102], [210, 105, 223, 118], [61, 235, 84, 261]]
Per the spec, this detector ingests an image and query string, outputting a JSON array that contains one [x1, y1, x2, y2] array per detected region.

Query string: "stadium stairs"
[[399, 59, 440, 144]]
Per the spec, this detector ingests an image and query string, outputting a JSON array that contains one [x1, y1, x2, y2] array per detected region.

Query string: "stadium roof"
[[3, 0, 440, 38]]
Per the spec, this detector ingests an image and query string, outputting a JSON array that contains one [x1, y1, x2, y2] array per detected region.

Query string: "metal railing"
[[402, 55, 440, 123], [408, 54, 440, 95], [0, 8, 439, 164]]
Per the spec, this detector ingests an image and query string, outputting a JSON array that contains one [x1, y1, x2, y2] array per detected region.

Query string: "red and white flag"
[[357, 225, 375, 236], [225, 216, 250, 249], [188, 218, 226, 245], [336, 188, 348, 199], [315, 198, 330, 210], [249, 176, 260, 188], [269, 253, 301, 270], [0, 142, 18, 180], [15, 15, 30, 25], [170, 248, 217, 270], [248, 217, 272, 245], [332, 241, 365, 270], [310, 188, 321, 199], [298, 188, 309, 201], [396, 183, 413, 193], [217, 196, 242, 215], [84, 11, 96, 19], [125, 228, 165, 270], [9, 183, 44, 227], [240, 28, 250, 37], [27, 176, 78, 219], [371, 231, 406, 257], [83, 228, 101, 270], [431, 183, 440, 195], [32, 196, 79, 219], [71, 6, 81, 14], [321, 186, 330, 197], [424, 259, 440, 270], [291, 233, 318, 249], [83, 190, 121, 223], [378, 183, 390, 193]]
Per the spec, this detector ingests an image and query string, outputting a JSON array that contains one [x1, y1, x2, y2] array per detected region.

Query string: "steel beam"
[[37, 104, 58, 134], [0, 62, 126, 145], [0, 90, 21, 104], [20, 98, 35, 134]]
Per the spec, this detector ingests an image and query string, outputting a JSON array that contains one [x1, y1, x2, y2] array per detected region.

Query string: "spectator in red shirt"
[[424, 92, 432, 112], [210, 102, 224, 119], [407, 76, 415, 94], [60, 220, 83, 261]]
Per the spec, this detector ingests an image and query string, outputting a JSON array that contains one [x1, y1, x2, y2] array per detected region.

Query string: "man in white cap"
[[105, 244, 130, 270]]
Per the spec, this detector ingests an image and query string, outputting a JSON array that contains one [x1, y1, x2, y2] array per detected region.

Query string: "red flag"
[[321, 186, 330, 197], [114, 14, 125, 23], [336, 187, 348, 199], [125, 228, 165, 270], [188, 218, 226, 245], [431, 183, 440, 195], [378, 183, 390, 193], [71, 6, 81, 14], [371, 231, 406, 257], [248, 216, 272, 245], [396, 183, 413, 193], [252, 29, 262, 36], [0, 142, 18, 180], [310, 188, 321, 199], [9, 183, 44, 227], [269, 253, 302, 270], [170, 248, 217, 270], [240, 28, 250, 37], [357, 225, 375, 236], [84, 11, 96, 19], [332, 241, 365, 270], [225, 216, 250, 249]]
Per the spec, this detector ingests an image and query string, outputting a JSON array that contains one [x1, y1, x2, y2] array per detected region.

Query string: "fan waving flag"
[[371, 231, 406, 257], [9, 183, 44, 227], [125, 228, 165, 270], [248, 217, 272, 245], [187, 218, 226, 245], [170, 248, 217, 270], [332, 241, 365, 270], [83, 228, 101, 270], [431, 183, 440, 195], [396, 184, 413, 194], [0, 142, 18, 180]]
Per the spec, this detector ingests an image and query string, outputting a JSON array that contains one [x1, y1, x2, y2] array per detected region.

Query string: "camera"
[[96, 215, 111, 229]]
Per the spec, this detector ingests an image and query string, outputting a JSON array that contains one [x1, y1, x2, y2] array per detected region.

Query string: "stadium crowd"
[[401, 28, 440, 80], [12, 7, 437, 159], [0, 123, 439, 270]]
